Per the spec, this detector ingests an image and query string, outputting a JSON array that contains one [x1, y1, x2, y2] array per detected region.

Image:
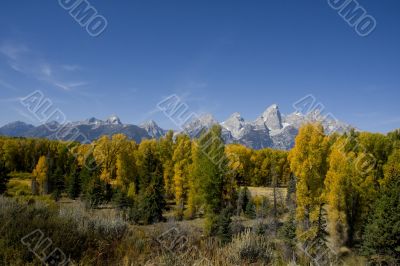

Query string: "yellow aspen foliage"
[[381, 149, 400, 187], [159, 131, 175, 199], [93, 134, 128, 183], [325, 137, 380, 248], [226, 144, 253, 186], [172, 134, 192, 218], [185, 143, 200, 219], [288, 123, 329, 240], [115, 146, 137, 192], [32, 156, 49, 195], [324, 139, 354, 250]]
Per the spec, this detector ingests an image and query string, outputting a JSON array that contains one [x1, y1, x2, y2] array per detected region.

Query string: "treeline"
[[0, 127, 289, 225], [1, 124, 400, 262]]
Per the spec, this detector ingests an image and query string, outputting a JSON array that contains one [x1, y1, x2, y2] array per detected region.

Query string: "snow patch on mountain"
[[0, 104, 353, 150]]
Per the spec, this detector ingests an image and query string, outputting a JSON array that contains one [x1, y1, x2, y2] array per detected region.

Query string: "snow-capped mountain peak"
[[221, 112, 248, 139], [85, 117, 103, 125], [140, 120, 158, 127], [105, 115, 122, 125], [182, 113, 218, 137], [140, 120, 166, 138], [0, 103, 354, 150], [253, 104, 283, 131]]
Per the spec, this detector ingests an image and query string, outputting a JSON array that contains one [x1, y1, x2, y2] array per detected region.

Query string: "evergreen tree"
[[381, 149, 400, 187], [140, 166, 166, 224], [362, 176, 400, 262], [286, 174, 296, 210], [236, 187, 251, 216], [67, 166, 81, 199], [134, 140, 166, 224], [113, 188, 131, 210], [51, 166, 65, 201], [194, 125, 231, 235], [0, 160, 9, 194], [279, 211, 297, 248], [137, 139, 160, 190], [86, 176, 105, 208], [216, 207, 233, 243], [244, 199, 256, 219]]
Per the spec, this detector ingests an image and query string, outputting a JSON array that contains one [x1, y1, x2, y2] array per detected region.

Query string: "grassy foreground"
[[0, 178, 369, 265]]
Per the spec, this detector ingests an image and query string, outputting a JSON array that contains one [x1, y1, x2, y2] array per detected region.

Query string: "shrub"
[[223, 229, 272, 264], [0, 197, 127, 265]]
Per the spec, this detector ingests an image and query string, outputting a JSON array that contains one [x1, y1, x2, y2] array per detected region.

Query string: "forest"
[[0, 123, 399, 265]]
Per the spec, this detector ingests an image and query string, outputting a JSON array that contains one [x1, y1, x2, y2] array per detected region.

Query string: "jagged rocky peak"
[[140, 119, 158, 127], [183, 113, 218, 137], [223, 112, 244, 125], [198, 113, 218, 124], [187, 113, 218, 127], [255, 104, 283, 130], [221, 112, 247, 139], [105, 115, 122, 125], [229, 112, 243, 120], [140, 120, 165, 138], [85, 117, 103, 125]]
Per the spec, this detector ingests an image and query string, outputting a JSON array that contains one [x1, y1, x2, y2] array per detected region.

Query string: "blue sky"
[[0, 0, 399, 132]]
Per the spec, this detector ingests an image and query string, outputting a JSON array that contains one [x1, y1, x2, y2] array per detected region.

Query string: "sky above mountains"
[[0, 0, 399, 133]]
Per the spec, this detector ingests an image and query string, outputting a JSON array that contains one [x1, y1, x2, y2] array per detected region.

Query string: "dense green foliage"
[[362, 177, 400, 261]]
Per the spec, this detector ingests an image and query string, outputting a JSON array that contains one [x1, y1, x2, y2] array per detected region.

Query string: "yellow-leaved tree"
[[324, 138, 355, 250], [225, 144, 253, 186], [172, 134, 192, 219], [288, 123, 329, 242], [325, 135, 379, 248], [115, 140, 137, 192], [93, 134, 128, 183], [32, 155, 49, 195], [159, 131, 175, 199]]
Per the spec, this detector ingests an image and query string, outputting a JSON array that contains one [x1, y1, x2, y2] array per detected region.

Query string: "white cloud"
[[40, 64, 52, 77], [53, 81, 88, 91], [0, 40, 88, 91], [0, 42, 29, 60]]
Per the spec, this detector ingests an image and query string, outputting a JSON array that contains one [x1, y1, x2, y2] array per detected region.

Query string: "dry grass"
[[247, 186, 287, 200]]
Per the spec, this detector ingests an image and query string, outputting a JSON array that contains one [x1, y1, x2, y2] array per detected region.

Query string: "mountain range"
[[0, 104, 353, 150]]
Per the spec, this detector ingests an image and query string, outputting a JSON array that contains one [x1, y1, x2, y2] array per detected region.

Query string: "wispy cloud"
[[52, 81, 88, 91], [0, 97, 22, 103], [62, 64, 83, 71], [0, 40, 87, 91], [40, 64, 52, 77], [0, 42, 29, 60], [0, 78, 19, 91]]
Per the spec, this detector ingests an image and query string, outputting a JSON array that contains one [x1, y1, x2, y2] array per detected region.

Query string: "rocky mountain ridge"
[[0, 105, 353, 150]]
